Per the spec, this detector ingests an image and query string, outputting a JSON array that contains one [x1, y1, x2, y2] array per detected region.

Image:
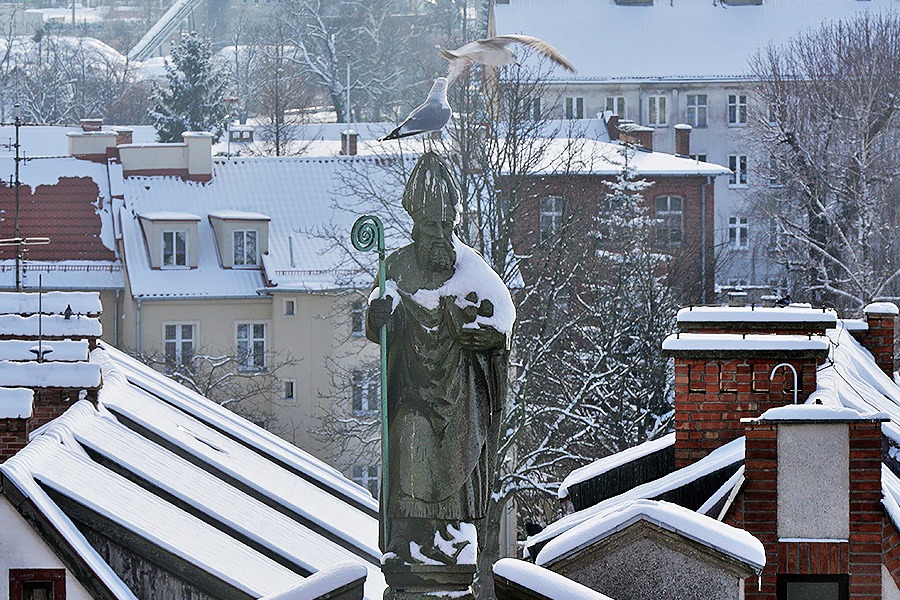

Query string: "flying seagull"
[[440, 34, 577, 83], [379, 77, 452, 142]]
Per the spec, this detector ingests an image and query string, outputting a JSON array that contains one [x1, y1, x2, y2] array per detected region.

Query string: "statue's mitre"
[[402, 151, 463, 224]]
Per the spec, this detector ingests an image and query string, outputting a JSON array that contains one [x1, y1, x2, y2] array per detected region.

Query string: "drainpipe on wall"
[[701, 177, 709, 304], [114, 288, 120, 347], [136, 298, 143, 352]]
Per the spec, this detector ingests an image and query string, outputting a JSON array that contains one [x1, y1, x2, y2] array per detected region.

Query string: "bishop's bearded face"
[[412, 219, 456, 274]]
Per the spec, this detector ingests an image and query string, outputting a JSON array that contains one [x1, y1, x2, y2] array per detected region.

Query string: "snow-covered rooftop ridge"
[[494, 0, 900, 81], [526, 436, 745, 552], [0, 387, 33, 418], [0, 314, 102, 337], [258, 563, 368, 600], [535, 499, 766, 572], [757, 404, 888, 422], [0, 291, 101, 315], [0, 340, 89, 362], [662, 333, 830, 353], [208, 210, 271, 221], [676, 305, 838, 324], [493, 558, 614, 600], [0, 361, 101, 389], [865, 301, 899, 316], [558, 433, 675, 499], [139, 211, 202, 221]]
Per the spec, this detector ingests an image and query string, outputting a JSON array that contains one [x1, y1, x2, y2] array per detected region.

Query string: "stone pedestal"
[[382, 563, 476, 600]]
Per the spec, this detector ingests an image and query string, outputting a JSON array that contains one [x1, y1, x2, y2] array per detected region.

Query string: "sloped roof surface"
[[121, 155, 417, 298], [1, 342, 384, 599], [494, 0, 900, 82]]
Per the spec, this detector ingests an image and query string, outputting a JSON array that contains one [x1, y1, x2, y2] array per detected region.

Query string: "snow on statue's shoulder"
[[409, 236, 515, 335]]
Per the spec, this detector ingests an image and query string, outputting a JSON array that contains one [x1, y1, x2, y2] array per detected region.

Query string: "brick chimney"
[[340, 129, 358, 156], [0, 291, 102, 461], [663, 305, 835, 467], [674, 123, 692, 156], [617, 121, 653, 151], [605, 113, 621, 141], [850, 302, 898, 377], [113, 127, 133, 146], [734, 406, 885, 599]]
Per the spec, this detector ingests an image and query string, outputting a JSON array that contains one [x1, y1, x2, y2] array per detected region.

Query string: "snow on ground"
[[493, 558, 614, 600], [535, 499, 765, 571]]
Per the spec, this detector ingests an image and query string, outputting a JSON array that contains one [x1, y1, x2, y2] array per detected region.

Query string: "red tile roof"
[[0, 177, 116, 262]]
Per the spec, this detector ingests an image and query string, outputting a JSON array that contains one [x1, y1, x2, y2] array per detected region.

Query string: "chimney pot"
[[674, 123, 692, 156], [340, 129, 358, 156]]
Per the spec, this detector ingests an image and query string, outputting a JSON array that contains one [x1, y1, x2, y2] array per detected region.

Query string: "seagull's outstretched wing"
[[441, 34, 576, 82]]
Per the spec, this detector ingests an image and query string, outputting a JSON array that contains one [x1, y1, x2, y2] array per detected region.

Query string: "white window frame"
[[351, 299, 366, 337], [236, 322, 267, 371], [163, 322, 196, 367], [728, 154, 749, 187], [283, 298, 297, 317], [647, 94, 667, 126], [727, 93, 748, 126], [283, 379, 296, 402], [161, 230, 188, 269], [605, 96, 626, 117], [522, 96, 541, 120], [540, 196, 564, 242], [686, 94, 708, 128], [564, 96, 584, 120], [233, 229, 259, 268], [654, 195, 683, 246], [689, 153, 708, 163], [352, 464, 380, 499], [352, 369, 380, 415], [728, 216, 749, 250]]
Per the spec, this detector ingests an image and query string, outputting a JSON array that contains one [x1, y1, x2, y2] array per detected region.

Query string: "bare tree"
[[747, 12, 900, 310]]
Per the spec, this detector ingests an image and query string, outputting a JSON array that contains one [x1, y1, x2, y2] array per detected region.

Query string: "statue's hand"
[[458, 324, 505, 352], [368, 297, 393, 329]]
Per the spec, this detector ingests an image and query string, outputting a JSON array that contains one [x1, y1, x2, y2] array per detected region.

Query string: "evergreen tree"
[[151, 32, 229, 142]]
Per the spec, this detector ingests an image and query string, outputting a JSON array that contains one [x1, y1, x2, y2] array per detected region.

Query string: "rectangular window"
[[522, 97, 541, 120], [236, 322, 267, 370], [540, 196, 564, 242], [689, 153, 708, 163], [564, 96, 584, 119], [654, 195, 683, 246], [283, 379, 295, 402], [9, 569, 66, 600], [768, 155, 785, 187], [162, 230, 187, 268], [728, 93, 748, 125], [728, 216, 749, 249], [605, 96, 626, 117], [777, 574, 848, 600], [728, 154, 749, 186], [233, 229, 258, 267], [351, 299, 366, 337], [352, 369, 380, 415], [164, 323, 195, 367], [686, 94, 707, 128], [352, 464, 380, 499], [283, 298, 296, 316], [647, 95, 667, 126]]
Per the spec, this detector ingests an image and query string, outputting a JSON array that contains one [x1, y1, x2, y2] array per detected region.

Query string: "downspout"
[[114, 288, 120, 347], [701, 177, 709, 304], [136, 297, 143, 352]]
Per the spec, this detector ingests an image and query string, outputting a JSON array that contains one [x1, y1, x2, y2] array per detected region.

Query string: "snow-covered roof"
[[559, 433, 675, 500], [676, 305, 838, 325], [1, 342, 384, 599], [535, 499, 765, 572], [662, 333, 830, 353], [121, 155, 418, 298], [0, 387, 33, 418], [526, 436, 745, 554], [526, 138, 730, 177], [493, 0, 900, 82], [493, 558, 615, 600]]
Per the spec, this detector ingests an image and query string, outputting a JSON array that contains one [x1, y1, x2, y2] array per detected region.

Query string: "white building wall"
[[0, 497, 94, 600]]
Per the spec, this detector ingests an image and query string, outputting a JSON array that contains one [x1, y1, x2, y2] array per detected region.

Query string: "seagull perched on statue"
[[440, 34, 577, 83], [379, 77, 451, 141]]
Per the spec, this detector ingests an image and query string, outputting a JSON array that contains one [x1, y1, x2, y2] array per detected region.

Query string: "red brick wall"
[[30, 388, 79, 430], [732, 420, 884, 599], [509, 173, 715, 305], [852, 313, 897, 377], [0, 417, 30, 462], [674, 357, 819, 468]]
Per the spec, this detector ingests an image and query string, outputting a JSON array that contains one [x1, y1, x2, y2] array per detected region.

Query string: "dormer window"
[[208, 211, 270, 269], [233, 229, 258, 267], [162, 230, 188, 268]]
